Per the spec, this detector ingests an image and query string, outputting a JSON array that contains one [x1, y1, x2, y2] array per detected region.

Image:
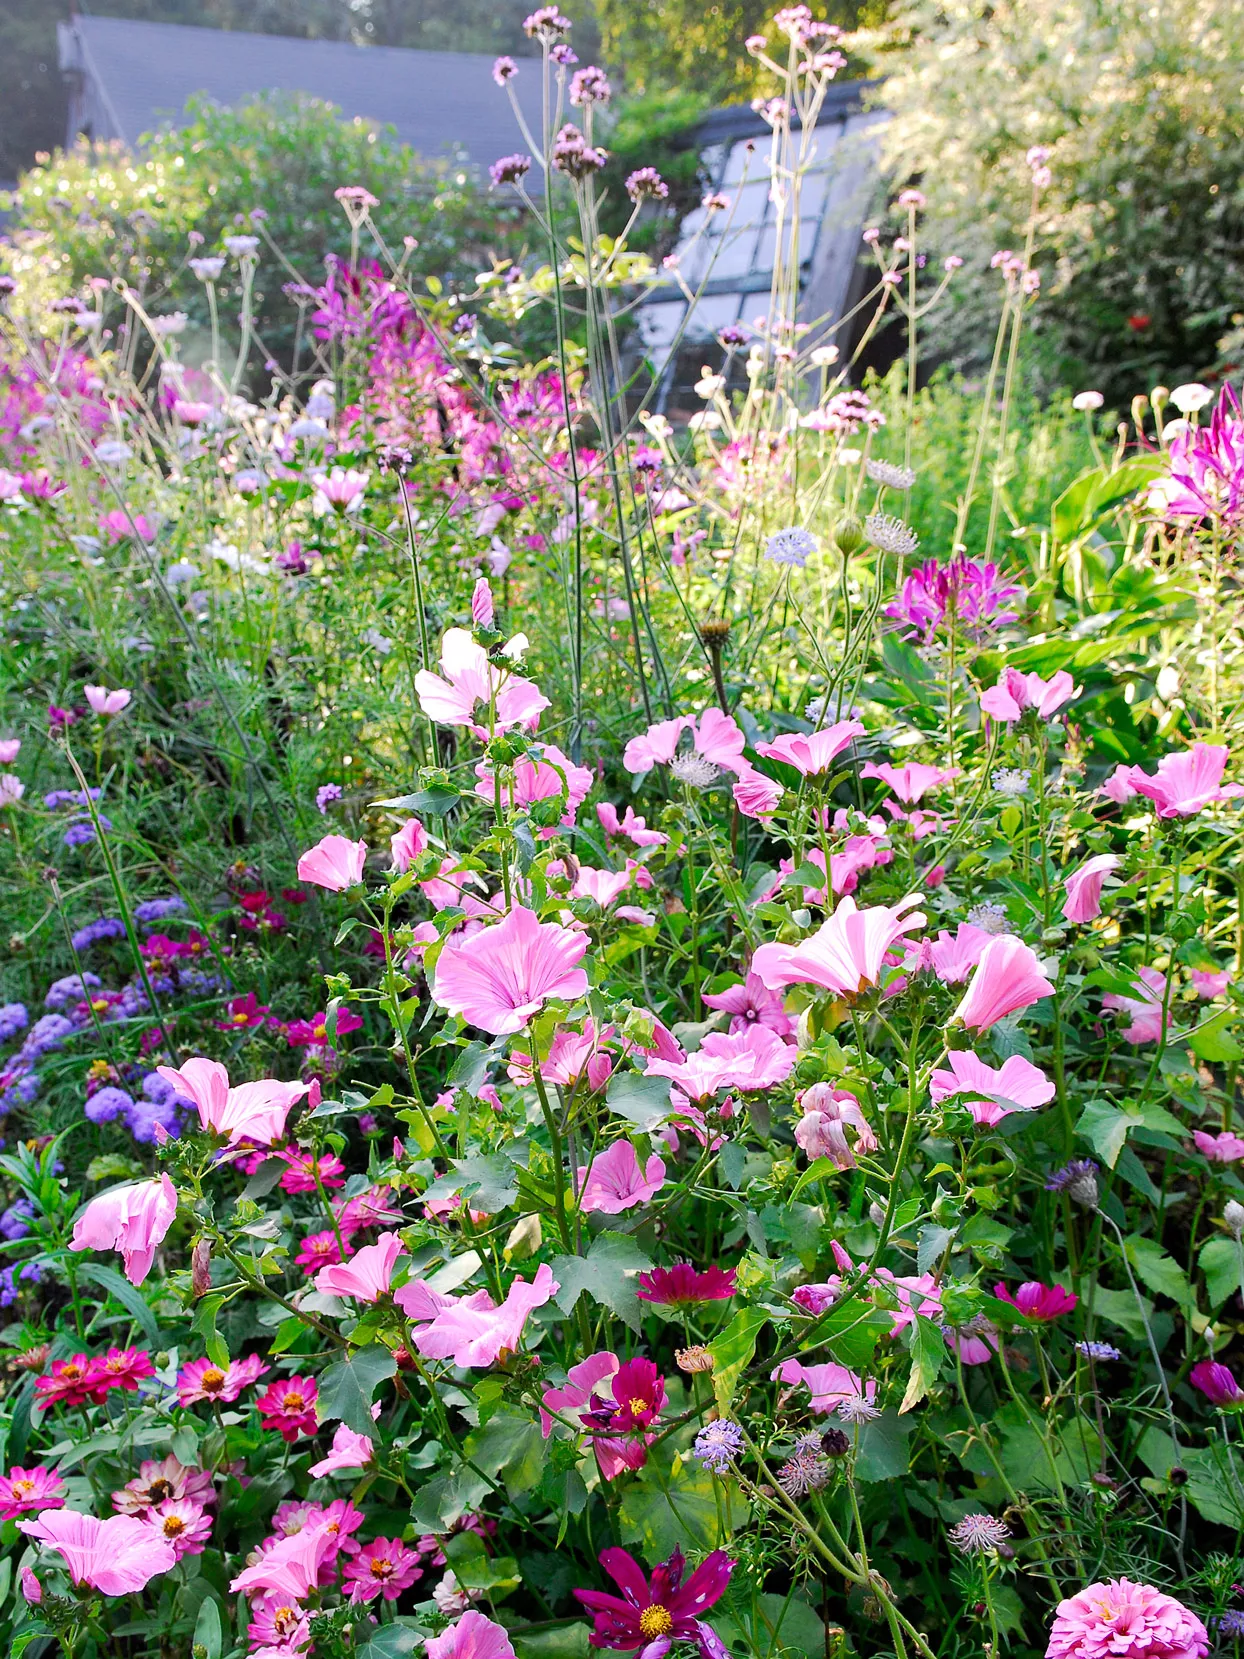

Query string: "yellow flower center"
[[163, 1516, 186, 1537], [232, 1013, 250, 1024], [283, 1391, 306, 1411], [639, 1607, 673, 1639], [371, 1557, 392, 1578], [202, 1368, 226, 1390], [13, 1480, 33, 1496], [314, 1024, 327, 1038], [628, 1398, 649, 1414]]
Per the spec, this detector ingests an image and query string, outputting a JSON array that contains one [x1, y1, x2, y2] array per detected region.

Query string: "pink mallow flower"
[[793, 1084, 877, 1169], [1191, 968, 1233, 998], [314, 1230, 406, 1302], [176, 1352, 268, 1406], [230, 1519, 338, 1600], [930, 1051, 1054, 1127], [0, 1465, 66, 1520], [256, 1376, 319, 1441], [702, 973, 795, 1039], [1102, 966, 1168, 1043], [400, 1263, 560, 1367], [156, 1057, 310, 1145], [1045, 1580, 1207, 1659], [1128, 742, 1244, 818], [756, 719, 866, 777], [390, 817, 427, 872], [980, 667, 1080, 723], [427, 1612, 516, 1659], [415, 627, 549, 737], [1062, 854, 1121, 923], [578, 1139, 666, 1213], [771, 1358, 876, 1415], [19, 1509, 177, 1594], [297, 833, 367, 891], [431, 904, 589, 1034], [474, 743, 594, 832], [1192, 1129, 1244, 1163], [995, 1281, 1077, 1321], [309, 1423, 375, 1477], [860, 760, 960, 802], [952, 935, 1054, 1032], [343, 1535, 423, 1602], [70, 1174, 177, 1286], [752, 894, 925, 998], [84, 685, 132, 716], [575, 1545, 734, 1659]]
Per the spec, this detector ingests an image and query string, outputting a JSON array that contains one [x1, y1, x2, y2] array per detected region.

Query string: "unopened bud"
[[472, 576, 494, 629], [191, 1238, 212, 1298], [868, 1201, 887, 1229], [835, 514, 864, 555], [1225, 1200, 1244, 1240]]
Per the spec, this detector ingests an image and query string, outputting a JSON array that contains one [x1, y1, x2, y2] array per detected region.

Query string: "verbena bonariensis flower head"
[[1150, 382, 1244, 523], [884, 555, 1021, 641], [637, 1263, 737, 1305], [524, 4, 571, 37], [576, 1545, 734, 1659], [570, 66, 612, 105], [490, 153, 532, 189], [626, 167, 670, 205], [994, 1281, 1078, 1321], [1190, 1359, 1244, 1407], [552, 125, 609, 178], [1046, 1580, 1208, 1659]]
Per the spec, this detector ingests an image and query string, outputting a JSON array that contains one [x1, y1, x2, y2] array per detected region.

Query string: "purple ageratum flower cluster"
[[1152, 383, 1244, 523], [64, 817, 110, 847], [885, 555, 1023, 643], [133, 896, 187, 927], [0, 1260, 42, 1307], [71, 917, 127, 953], [0, 1004, 28, 1043], [0, 1199, 33, 1240], [46, 974, 102, 1012], [43, 788, 101, 810], [316, 784, 343, 815], [84, 1072, 190, 1143], [490, 154, 532, 189]]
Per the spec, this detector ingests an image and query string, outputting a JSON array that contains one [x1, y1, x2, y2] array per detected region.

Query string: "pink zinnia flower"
[[177, 1352, 269, 1406], [404, 1263, 560, 1367], [1102, 966, 1168, 1043], [860, 760, 960, 801], [415, 627, 549, 736], [1190, 1359, 1244, 1406], [84, 685, 132, 716], [34, 1355, 103, 1411], [144, 1497, 212, 1558], [953, 935, 1055, 1031], [930, 1051, 1054, 1126], [576, 1545, 734, 1659], [772, 1358, 875, 1415], [702, 973, 795, 1038], [309, 1423, 375, 1477], [256, 1376, 319, 1441], [1062, 854, 1121, 923], [19, 1509, 176, 1594], [756, 719, 866, 777], [70, 1173, 177, 1286], [390, 817, 427, 872], [297, 833, 368, 891], [995, 1281, 1077, 1321], [1128, 742, 1244, 818], [1193, 1129, 1244, 1163], [155, 1057, 309, 1145], [431, 904, 589, 1035], [0, 1465, 66, 1520], [295, 1229, 347, 1271], [112, 1455, 214, 1515], [578, 1140, 666, 1213], [637, 1264, 736, 1304], [793, 1083, 877, 1168], [342, 1535, 422, 1602], [314, 1230, 406, 1301], [94, 1346, 154, 1393], [1045, 1580, 1207, 1659], [752, 894, 925, 998], [980, 667, 1080, 722], [428, 1611, 517, 1659]]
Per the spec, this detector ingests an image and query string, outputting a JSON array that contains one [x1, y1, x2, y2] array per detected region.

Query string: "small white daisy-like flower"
[[865, 458, 916, 491], [765, 526, 818, 567], [864, 512, 919, 556], [948, 1513, 1010, 1555]]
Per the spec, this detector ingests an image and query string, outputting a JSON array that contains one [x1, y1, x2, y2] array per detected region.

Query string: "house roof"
[[57, 14, 545, 173]]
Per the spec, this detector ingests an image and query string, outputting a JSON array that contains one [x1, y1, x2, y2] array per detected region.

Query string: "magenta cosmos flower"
[[1128, 743, 1243, 818], [1045, 1580, 1207, 1659], [427, 1611, 517, 1659], [578, 1139, 667, 1213], [297, 832, 368, 891], [540, 1351, 660, 1480], [256, 1375, 319, 1441], [995, 1281, 1078, 1321], [415, 627, 549, 738], [952, 935, 1055, 1032], [0, 1465, 66, 1520], [70, 1173, 177, 1286], [752, 894, 925, 999], [177, 1352, 268, 1406], [1062, 854, 1121, 923], [576, 1545, 734, 1659], [432, 904, 589, 1035], [156, 1056, 310, 1146], [637, 1264, 736, 1305], [19, 1509, 176, 1594], [1190, 1359, 1244, 1406], [314, 1230, 406, 1302], [755, 719, 865, 777], [930, 1051, 1054, 1127]]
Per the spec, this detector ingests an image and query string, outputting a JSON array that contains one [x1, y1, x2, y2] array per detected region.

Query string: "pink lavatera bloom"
[[924, 923, 991, 985], [70, 1173, 177, 1285], [643, 1048, 744, 1105], [155, 1057, 310, 1145], [576, 1545, 734, 1659], [756, 719, 866, 777], [508, 1019, 615, 1093], [752, 894, 926, 998], [699, 1024, 796, 1088], [793, 1083, 877, 1168], [733, 766, 785, 819], [309, 1422, 377, 1477], [230, 1519, 338, 1600], [84, 685, 132, 716], [1191, 968, 1233, 998], [474, 743, 594, 833], [408, 1263, 560, 1366], [297, 833, 368, 891], [771, 1358, 876, 1415], [930, 1051, 1055, 1126], [995, 1280, 1077, 1321], [20, 1509, 177, 1595], [571, 865, 633, 906], [472, 576, 495, 629], [432, 904, 589, 1034], [428, 1611, 517, 1659], [415, 627, 549, 737], [1046, 1580, 1208, 1659], [314, 1231, 407, 1302], [1192, 1129, 1244, 1163], [702, 972, 795, 1038], [578, 1139, 666, 1213], [860, 760, 960, 801], [980, 667, 1080, 722], [693, 707, 748, 773], [390, 817, 427, 872], [623, 715, 689, 773], [1128, 742, 1244, 817], [1102, 966, 1169, 1043], [952, 935, 1055, 1032], [597, 801, 668, 846], [1062, 853, 1122, 922]]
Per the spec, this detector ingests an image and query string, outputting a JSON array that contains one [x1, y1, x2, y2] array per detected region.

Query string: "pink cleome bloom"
[[342, 1535, 423, 1602], [793, 1083, 877, 1169], [256, 1376, 320, 1442], [637, 1263, 736, 1305], [953, 935, 1055, 1032], [1062, 854, 1122, 923], [415, 627, 549, 738], [995, 1281, 1078, 1321], [1149, 383, 1244, 523], [1128, 743, 1243, 818], [314, 1230, 407, 1302], [297, 832, 368, 891], [1192, 1129, 1244, 1163], [576, 1545, 734, 1659], [177, 1352, 269, 1407], [19, 1509, 177, 1594], [0, 1465, 66, 1520], [156, 1056, 310, 1146], [432, 903, 589, 1035], [756, 719, 866, 777], [1102, 966, 1169, 1044], [752, 894, 926, 999], [577, 1139, 667, 1213], [930, 1051, 1055, 1127], [70, 1173, 177, 1286], [885, 555, 1021, 640], [427, 1611, 517, 1659], [1045, 1580, 1207, 1659]]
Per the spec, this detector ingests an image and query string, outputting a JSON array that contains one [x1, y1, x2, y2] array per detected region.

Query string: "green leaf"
[[550, 1231, 652, 1332], [192, 1596, 223, 1659], [855, 1410, 913, 1482], [464, 1407, 545, 1496], [606, 1071, 673, 1129], [1124, 1235, 1195, 1310], [617, 1466, 721, 1557], [1200, 1235, 1244, 1308], [708, 1308, 768, 1414], [357, 1620, 430, 1658], [75, 1261, 160, 1346], [194, 1292, 230, 1369], [814, 1300, 892, 1370], [371, 786, 461, 815], [424, 1154, 519, 1215], [317, 1347, 397, 1436], [899, 1315, 945, 1414], [1188, 1010, 1244, 1062], [513, 1624, 593, 1659], [1075, 1100, 1133, 1168], [717, 1593, 826, 1659]]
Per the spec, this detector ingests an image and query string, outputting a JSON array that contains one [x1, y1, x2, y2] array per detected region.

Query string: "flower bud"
[[1225, 1200, 1244, 1240], [835, 514, 864, 555], [472, 576, 495, 629], [192, 1237, 212, 1298]]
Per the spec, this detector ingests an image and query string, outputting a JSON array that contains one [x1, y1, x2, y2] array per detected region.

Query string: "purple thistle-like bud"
[[472, 577, 495, 630], [625, 167, 669, 205], [524, 4, 571, 38], [493, 55, 517, 86], [570, 66, 611, 106], [490, 153, 533, 189]]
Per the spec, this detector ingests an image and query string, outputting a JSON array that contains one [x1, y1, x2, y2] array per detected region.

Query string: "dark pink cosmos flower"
[[994, 1281, 1077, 1321], [285, 1008, 364, 1047], [576, 1545, 734, 1659], [607, 1357, 666, 1432], [1190, 1360, 1244, 1406], [637, 1264, 737, 1305]]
